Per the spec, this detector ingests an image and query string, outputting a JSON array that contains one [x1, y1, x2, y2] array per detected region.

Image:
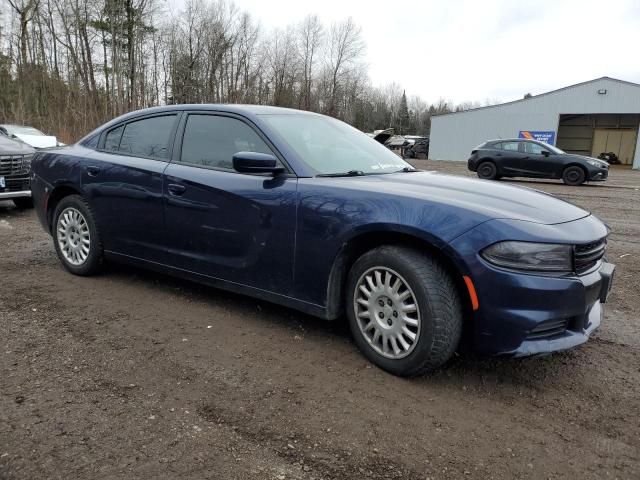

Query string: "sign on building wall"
[[519, 130, 556, 145]]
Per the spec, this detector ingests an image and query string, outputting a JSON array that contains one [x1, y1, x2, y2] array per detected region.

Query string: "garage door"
[[591, 129, 638, 165]]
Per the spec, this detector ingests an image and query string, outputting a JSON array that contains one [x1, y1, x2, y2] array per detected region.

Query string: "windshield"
[[544, 143, 565, 154], [2, 125, 46, 136], [260, 114, 412, 175]]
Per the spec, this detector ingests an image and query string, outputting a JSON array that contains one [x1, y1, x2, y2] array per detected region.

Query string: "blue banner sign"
[[519, 130, 556, 145]]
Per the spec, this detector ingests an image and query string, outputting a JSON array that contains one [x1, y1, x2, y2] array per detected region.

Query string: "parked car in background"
[[467, 138, 609, 186], [369, 128, 394, 145], [0, 124, 62, 149], [0, 130, 36, 208], [404, 138, 429, 159], [31, 105, 614, 376]]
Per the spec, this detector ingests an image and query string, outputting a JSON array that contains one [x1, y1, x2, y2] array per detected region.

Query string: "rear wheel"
[[53, 195, 103, 276], [346, 246, 463, 377], [562, 166, 586, 186], [477, 161, 497, 180], [13, 197, 33, 209]]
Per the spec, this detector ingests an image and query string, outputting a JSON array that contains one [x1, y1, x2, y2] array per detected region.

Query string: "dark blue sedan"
[[30, 105, 615, 376]]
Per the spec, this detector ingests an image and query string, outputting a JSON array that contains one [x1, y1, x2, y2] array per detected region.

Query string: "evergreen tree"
[[397, 90, 410, 134]]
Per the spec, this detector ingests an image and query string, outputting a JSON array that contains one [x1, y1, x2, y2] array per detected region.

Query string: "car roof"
[[486, 138, 537, 143], [114, 104, 320, 120], [85, 104, 322, 141]]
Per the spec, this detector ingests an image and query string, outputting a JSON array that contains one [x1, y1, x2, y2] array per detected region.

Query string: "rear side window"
[[180, 115, 275, 170], [103, 115, 177, 159], [104, 125, 124, 151], [499, 142, 520, 151]]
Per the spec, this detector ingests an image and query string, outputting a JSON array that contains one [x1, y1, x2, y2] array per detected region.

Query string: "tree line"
[[0, 0, 482, 143]]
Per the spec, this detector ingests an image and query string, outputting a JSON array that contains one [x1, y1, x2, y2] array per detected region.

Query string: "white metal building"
[[429, 77, 640, 169]]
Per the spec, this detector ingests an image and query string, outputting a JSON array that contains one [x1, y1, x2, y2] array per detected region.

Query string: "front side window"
[[524, 142, 548, 155], [180, 115, 275, 170], [115, 115, 177, 159]]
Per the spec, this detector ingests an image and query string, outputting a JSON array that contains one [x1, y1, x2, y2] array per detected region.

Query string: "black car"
[[467, 139, 609, 186], [0, 130, 36, 208]]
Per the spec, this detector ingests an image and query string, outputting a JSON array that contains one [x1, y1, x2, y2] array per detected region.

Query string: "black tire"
[[52, 194, 104, 276], [477, 161, 498, 180], [13, 197, 34, 209], [346, 246, 463, 377], [562, 166, 586, 186]]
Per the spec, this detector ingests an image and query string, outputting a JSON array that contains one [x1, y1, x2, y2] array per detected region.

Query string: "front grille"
[[527, 319, 569, 340], [574, 239, 606, 274], [0, 154, 33, 177], [3, 176, 30, 192]]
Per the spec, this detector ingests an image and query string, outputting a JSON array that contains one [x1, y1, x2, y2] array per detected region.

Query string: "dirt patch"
[[1, 162, 639, 479]]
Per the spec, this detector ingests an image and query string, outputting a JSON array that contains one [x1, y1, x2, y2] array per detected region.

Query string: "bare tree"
[[297, 14, 322, 111], [0, 0, 471, 142], [325, 17, 364, 117]]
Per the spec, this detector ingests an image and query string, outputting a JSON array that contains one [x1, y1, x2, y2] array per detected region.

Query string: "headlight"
[[481, 241, 573, 273], [586, 159, 605, 168]]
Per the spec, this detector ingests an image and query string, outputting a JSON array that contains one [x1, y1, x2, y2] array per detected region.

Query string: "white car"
[[0, 124, 63, 149]]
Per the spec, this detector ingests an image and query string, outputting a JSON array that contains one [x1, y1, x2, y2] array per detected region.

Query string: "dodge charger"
[[30, 105, 615, 376]]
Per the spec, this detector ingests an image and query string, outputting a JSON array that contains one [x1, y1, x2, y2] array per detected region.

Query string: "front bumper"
[[0, 189, 31, 199], [503, 261, 613, 357], [450, 215, 613, 356], [589, 168, 608, 181], [0, 175, 31, 200]]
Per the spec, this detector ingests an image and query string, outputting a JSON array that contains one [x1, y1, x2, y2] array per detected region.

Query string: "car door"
[[163, 112, 298, 295], [521, 141, 558, 177], [494, 141, 525, 175], [83, 113, 179, 262]]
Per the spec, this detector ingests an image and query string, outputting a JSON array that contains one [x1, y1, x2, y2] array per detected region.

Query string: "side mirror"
[[541, 150, 550, 156], [232, 152, 284, 175]]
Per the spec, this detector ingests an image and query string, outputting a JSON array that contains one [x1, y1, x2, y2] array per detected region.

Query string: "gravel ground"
[[1, 161, 639, 480]]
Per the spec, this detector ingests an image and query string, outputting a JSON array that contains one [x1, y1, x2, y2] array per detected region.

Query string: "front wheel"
[[346, 246, 463, 377], [476, 161, 498, 180], [562, 166, 586, 186], [52, 195, 104, 276]]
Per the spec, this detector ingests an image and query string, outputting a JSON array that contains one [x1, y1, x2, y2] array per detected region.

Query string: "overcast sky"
[[166, 0, 640, 105]]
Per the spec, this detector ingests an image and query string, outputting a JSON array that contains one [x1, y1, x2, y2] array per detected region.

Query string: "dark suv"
[[467, 139, 609, 186], [0, 131, 36, 208]]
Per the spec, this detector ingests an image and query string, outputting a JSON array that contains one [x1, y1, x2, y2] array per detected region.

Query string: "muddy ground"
[[1, 161, 639, 480]]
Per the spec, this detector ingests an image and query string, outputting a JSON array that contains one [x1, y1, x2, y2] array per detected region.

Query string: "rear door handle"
[[86, 166, 101, 177], [167, 183, 186, 196]]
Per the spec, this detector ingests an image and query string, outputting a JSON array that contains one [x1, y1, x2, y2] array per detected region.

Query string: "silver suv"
[[0, 132, 36, 208]]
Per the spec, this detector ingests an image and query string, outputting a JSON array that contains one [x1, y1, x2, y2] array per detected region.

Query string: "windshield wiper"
[[394, 167, 418, 173], [317, 170, 365, 177]]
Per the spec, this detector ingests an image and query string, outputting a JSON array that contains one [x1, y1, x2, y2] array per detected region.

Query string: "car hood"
[[563, 153, 609, 167], [334, 171, 590, 226], [13, 133, 58, 149], [0, 134, 36, 155]]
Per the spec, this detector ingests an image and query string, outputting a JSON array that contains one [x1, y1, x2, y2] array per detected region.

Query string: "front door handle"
[[86, 166, 101, 177], [167, 183, 186, 196]]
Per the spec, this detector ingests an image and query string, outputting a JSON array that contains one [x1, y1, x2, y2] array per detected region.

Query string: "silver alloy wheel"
[[353, 267, 421, 359], [57, 207, 91, 266]]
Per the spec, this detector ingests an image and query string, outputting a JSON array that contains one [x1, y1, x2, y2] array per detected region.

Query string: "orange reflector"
[[463, 275, 479, 311]]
